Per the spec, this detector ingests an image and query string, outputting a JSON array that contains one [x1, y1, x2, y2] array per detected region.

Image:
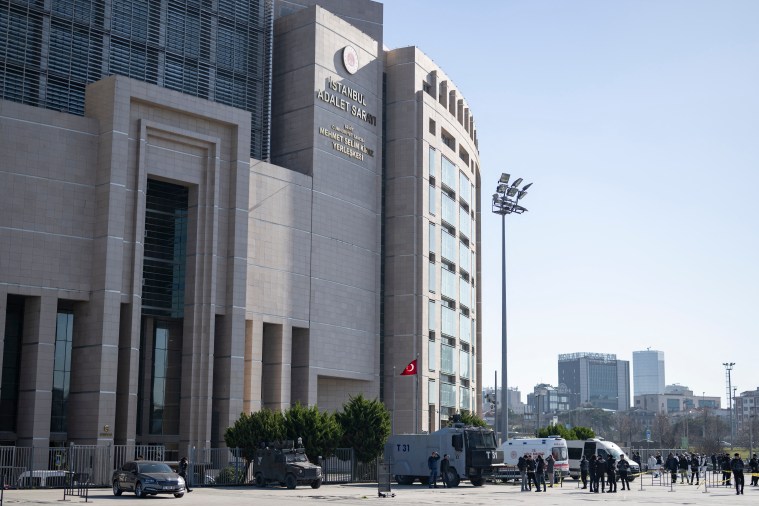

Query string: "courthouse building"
[[0, 0, 482, 453]]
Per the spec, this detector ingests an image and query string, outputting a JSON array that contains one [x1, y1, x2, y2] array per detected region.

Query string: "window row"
[[428, 262, 474, 310], [428, 223, 475, 275], [428, 147, 475, 207], [427, 300, 473, 344], [428, 380, 474, 411]]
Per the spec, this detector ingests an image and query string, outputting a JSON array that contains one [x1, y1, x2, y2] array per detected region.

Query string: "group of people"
[[515, 453, 557, 492], [578, 453, 632, 493], [646, 451, 755, 496], [427, 451, 452, 488], [714, 452, 757, 495]]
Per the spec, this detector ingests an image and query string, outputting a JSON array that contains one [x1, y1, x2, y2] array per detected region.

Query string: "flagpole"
[[392, 366, 396, 435], [416, 353, 419, 432]]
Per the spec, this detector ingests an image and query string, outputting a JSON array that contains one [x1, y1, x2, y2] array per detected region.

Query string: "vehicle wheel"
[[311, 478, 322, 489], [135, 481, 146, 498], [285, 473, 297, 489], [395, 475, 414, 485], [112, 481, 123, 496], [470, 476, 484, 487], [419, 476, 429, 485], [445, 469, 460, 488], [254, 472, 265, 487], [174, 492, 184, 498]]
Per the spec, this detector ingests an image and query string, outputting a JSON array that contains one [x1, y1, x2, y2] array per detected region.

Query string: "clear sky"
[[380, 0, 759, 406]]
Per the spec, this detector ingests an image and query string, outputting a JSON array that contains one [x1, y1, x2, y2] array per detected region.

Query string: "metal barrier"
[[0, 444, 379, 488]]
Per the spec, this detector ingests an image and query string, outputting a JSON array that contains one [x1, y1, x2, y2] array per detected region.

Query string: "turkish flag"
[[400, 359, 417, 376]]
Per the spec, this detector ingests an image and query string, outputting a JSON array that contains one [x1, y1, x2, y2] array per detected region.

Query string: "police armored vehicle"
[[253, 439, 322, 489], [386, 419, 503, 487]]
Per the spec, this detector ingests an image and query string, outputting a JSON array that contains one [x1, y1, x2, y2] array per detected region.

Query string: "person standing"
[[606, 455, 617, 493], [427, 451, 440, 488], [440, 454, 450, 488], [535, 455, 546, 492], [690, 453, 700, 485], [678, 453, 689, 484], [711, 454, 717, 474], [749, 453, 758, 486], [526, 454, 536, 491], [546, 453, 555, 487], [589, 455, 598, 493], [648, 454, 658, 477], [666, 452, 678, 483], [597, 455, 606, 493], [617, 455, 630, 490], [179, 457, 192, 493], [731, 453, 745, 495], [518, 454, 528, 491], [721, 453, 732, 486], [580, 455, 589, 489]]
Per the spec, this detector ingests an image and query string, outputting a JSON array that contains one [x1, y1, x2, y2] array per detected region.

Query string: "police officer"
[[749, 453, 758, 486], [526, 454, 536, 491], [666, 452, 678, 483], [427, 451, 440, 488], [597, 454, 607, 493], [617, 454, 630, 490], [589, 454, 598, 493], [731, 453, 744, 495], [606, 455, 617, 493], [580, 455, 589, 489]]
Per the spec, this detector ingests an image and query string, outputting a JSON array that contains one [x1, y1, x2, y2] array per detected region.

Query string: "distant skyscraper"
[[558, 353, 630, 411], [633, 349, 665, 396]]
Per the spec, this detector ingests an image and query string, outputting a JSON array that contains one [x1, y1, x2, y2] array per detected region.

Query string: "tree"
[[224, 409, 286, 479], [571, 426, 596, 440], [536, 423, 595, 440], [284, 403, 342, 463], [336, 395, 391, 462], [458, 410, 487, 427]]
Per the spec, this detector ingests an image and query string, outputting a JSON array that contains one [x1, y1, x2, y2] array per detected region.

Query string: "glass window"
[[428, 340, 436, 371], [428, 300, 436, 331], [460, 350, 470, 379], [429, 222, 436, 254], [459, 313, 471, 344], [428, 184, 436, 215], [459, 206, 471, 238], [441, 230, 456, 263], [441, 268, 456, 300], [429, 146, 436, 178], [51, 310, 74, 433], [459, 277, 471, 309], [441, 155, 457, 191], [441, 382, 456, 408], [428, 262, 436, 293], [441, 344, 455, 374], [460, 386, 471, 410], [441, 306, 457, 338], [459, 242, 470, 273], [441, 192, 457, 227], [428, 379, 438, 404], [459, 171, 471, 205]]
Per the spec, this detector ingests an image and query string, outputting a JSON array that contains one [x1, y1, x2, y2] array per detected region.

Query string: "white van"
[[498, 437, 569, 480], [566, 438, 639, 480]]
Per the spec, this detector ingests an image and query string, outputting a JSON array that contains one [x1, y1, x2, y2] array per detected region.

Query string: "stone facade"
[[0, 0, 483, 449]]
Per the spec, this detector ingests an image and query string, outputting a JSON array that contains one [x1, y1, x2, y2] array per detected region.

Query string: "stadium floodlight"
[[491, 173, 534, 442]]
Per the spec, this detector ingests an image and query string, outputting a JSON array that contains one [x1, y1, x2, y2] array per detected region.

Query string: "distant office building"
[[634, 384, 721, 413], [526, 383, 572, 416], [633, 349, 665, 396], [558, 353, 630, 411], [735, 387, 759, 432]]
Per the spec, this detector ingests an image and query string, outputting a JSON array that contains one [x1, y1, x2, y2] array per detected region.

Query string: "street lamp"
[[723, 362, 735, 449], [492, 173, 532, 442]]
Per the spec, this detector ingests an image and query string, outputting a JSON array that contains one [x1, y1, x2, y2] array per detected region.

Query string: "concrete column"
[[16, 294, 56, 448]]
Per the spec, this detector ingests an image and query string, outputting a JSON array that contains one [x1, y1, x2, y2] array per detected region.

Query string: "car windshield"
[[286, 453, 309, 463], [138, 463, 173, 474], [465, 429, 496, 449]]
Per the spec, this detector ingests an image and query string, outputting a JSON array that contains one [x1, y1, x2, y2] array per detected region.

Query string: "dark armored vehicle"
[[253, 440, 322, 489]]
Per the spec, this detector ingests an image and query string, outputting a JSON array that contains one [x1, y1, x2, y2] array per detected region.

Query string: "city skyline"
[[381, 0, 758, 404]]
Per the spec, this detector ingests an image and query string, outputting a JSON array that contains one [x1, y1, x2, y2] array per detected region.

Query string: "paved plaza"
[[1, 479, 754, 506]]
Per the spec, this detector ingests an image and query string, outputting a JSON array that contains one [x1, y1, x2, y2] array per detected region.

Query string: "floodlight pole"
[[492, 174, 531, 443]]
